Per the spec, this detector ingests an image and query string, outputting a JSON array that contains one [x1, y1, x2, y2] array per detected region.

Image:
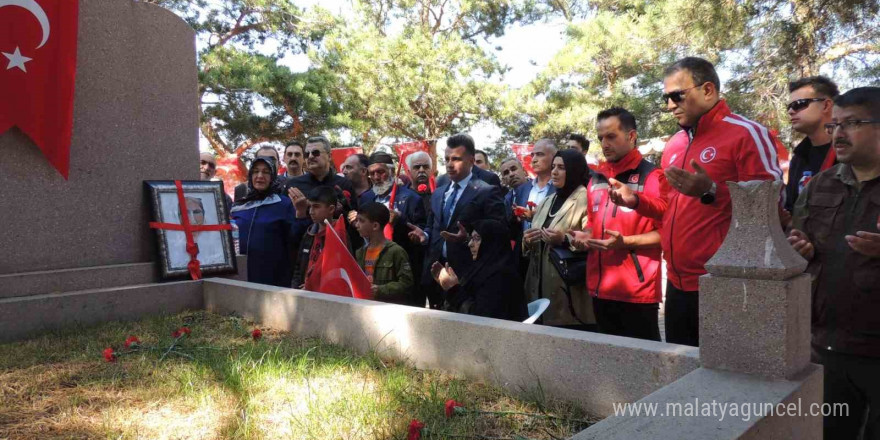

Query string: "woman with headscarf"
[[430, 219, 528, 321], [523, 149, 596, 331], [229, 156, 297, 287]]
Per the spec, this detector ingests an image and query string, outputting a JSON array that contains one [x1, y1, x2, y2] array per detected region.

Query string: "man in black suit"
[[408, 133, 506, 308]]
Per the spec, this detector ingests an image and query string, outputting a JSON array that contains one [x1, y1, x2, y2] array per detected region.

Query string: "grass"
[[0, 311, 594, 439]]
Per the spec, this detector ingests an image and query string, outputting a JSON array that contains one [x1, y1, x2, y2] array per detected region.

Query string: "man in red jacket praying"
[[571, 107, 664, 341], [608, 57, 782, 346]]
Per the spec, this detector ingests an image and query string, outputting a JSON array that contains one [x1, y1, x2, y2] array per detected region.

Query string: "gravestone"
[[0, 0, 197, 277], [574, 180, 822, 440]]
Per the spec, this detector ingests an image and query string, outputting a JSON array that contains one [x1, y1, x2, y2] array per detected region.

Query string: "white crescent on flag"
[[0, 0, 51, 48], [323, 268, 355, 296]]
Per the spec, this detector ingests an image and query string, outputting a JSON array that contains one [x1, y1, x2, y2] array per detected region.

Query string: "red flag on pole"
[[318, 218, 373, 299], [384, 160, 403, 240], [1, 0, 79, 179], [510, 143, 535, 178], [393, 141, 431, 173], [330, 147, 363, 170]]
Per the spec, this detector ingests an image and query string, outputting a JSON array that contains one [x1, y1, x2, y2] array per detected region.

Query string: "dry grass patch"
[[0, 311, 594, 439]]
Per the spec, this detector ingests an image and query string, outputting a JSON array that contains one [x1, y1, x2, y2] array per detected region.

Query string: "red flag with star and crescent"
[[1, 0, 79, 179]]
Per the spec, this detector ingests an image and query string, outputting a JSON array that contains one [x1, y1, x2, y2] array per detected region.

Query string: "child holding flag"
[[355, 202, 414, 304]]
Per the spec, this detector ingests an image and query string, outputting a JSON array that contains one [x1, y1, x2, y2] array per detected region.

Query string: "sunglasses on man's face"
[[787, 98, 825, 113], [661, 84, 702, 104], [306, 150, 323, 158]]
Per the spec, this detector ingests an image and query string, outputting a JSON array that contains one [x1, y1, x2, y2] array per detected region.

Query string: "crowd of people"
[[197, 56, 880, 439]]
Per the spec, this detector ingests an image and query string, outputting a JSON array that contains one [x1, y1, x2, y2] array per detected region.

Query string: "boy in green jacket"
[[355, 202, 414, 305]]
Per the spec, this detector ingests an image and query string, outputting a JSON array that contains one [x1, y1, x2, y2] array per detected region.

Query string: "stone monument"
[[0, 0, 197, 277], [574, 180, 823, 440]]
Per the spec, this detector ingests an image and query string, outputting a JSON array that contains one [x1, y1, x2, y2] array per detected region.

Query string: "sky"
[[198, 1, 569, 155]]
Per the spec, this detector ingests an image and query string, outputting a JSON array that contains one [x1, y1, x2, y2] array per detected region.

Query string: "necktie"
[[442, 183, 460, 227]]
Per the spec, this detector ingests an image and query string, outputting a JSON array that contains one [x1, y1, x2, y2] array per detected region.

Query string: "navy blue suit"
[[423, 177, 506, 291]]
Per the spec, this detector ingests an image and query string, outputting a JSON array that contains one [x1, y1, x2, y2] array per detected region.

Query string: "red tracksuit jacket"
[[586, 150, 664, 304], [636, 100, 783, 291]]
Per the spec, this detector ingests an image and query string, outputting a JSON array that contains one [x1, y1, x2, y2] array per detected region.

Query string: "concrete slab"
[[0, 280, 203, 342], [699, 274, 811, 379], [203, 278, 701, 417], [0, 0, 198, 274], [572, 365, 823, 440], [0, 256, 246, 299]]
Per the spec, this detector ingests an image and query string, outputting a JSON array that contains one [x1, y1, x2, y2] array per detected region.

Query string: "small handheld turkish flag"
[[318, 218, 373, 300], [0, 0, 79, 179]]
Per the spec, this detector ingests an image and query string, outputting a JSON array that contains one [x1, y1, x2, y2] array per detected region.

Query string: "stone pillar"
[[700, 180, 811, 379]]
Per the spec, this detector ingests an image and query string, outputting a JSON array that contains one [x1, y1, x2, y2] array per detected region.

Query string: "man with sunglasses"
[[285, 135, 357, 211], [783, 76, 839, 216], [788, 87, 880, 439], [608, 57, 783, 347]]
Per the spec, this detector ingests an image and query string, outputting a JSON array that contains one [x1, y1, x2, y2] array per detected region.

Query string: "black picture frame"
[[144, 180, 237, 280]]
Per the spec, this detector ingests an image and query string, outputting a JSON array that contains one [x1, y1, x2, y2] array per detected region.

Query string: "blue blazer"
[[359, 185, 428, 247], [424, 178, 506, 279]]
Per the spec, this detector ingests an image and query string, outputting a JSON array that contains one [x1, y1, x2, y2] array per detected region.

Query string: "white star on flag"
[[3, 47, 32, 73]]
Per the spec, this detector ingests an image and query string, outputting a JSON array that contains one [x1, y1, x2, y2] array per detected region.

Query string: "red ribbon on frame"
[[149, 180, 232, 280]]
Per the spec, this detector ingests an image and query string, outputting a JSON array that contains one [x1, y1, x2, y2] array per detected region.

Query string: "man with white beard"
[[358, 152, 429, 306]]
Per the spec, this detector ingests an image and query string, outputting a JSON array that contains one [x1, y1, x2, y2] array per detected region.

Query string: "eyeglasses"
[[787, 98, 826, 113], [661, 84, 702, 104], [188, 209, 204, 216], [824, 120, 880, 135], [200, 160, 216, 169], [306, 150, 323, 158], [411, 164, 430, 170]]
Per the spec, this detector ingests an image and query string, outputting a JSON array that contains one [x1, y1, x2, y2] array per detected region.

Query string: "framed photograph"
[[145, 180, 237, 280]]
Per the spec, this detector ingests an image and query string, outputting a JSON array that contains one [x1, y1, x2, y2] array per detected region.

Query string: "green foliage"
[[504, 0, 880, 149], [152, 0, 339, 155], [314, 0, 538, 153]]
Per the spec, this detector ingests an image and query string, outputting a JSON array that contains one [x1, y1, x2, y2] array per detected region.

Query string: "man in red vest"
[[570, 108, 664, 341]]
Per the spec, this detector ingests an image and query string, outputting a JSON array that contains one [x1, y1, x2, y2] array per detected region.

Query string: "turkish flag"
[[317, 216, 373, 300], [330, 147, 363, 170], [511, 143, 535, 178], [0, 0, 79, 179], [393, 141, 430, 173]]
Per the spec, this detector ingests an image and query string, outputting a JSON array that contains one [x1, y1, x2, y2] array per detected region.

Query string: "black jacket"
[[784, 137, 832, 212]]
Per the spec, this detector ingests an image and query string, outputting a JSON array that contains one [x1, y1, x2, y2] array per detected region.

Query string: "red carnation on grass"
[[417, 184, 428, 193], [527, 201, 537, 208], [172, 327, 191, 339], [123, 336, 141, 349], [407, 420, 425, 440], [445, 399, 464, 418], [103, 347, 116, 363], [251, 328, 262, 340]]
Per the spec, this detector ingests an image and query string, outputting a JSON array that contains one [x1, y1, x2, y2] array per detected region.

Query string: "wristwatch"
[[700, 182, 717, 205]]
